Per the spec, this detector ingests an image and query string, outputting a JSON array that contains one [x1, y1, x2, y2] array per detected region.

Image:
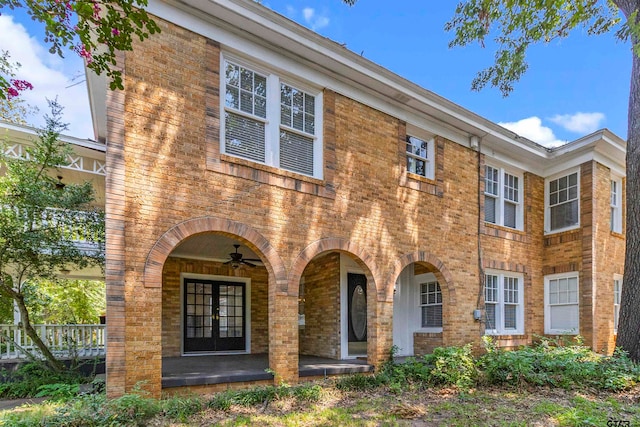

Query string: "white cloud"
[[302, 7, 330, 31], [498, 116, 566, 148], [0, 15, 93, 139], [549, 112, 605, 134]]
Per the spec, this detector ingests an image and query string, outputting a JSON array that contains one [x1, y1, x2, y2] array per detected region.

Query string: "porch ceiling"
[[170, 234, 262, 264]]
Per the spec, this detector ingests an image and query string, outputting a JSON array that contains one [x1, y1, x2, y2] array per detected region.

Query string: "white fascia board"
[[155, 0, 551, 158], [0, 121, 106, 154], [85, 67, 107, 144]]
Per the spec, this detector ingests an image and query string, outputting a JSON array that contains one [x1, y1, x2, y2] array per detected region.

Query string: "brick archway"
[[143, 216, 287, 293], [287, 237, 381, 298], [386, 251, 456, 304]]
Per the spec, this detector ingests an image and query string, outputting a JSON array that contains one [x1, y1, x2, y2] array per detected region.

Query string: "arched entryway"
[[389, 252, 455, 357]]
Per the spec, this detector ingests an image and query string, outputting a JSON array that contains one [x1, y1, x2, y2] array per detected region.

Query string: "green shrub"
[[422, 344, 477, 389], [160, 395, 204, 422], [479, 338, 640, 391], [35, 383, 79, 401], [0, 362, 85, 399], [335, 373, 381, 391]]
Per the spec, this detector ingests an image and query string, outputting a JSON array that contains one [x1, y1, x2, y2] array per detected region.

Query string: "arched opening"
[[391, 254, 454, 357], [143, 217, 289, 390]]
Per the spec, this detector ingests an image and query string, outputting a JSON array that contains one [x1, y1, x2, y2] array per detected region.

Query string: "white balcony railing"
[[0, 324, 106, 360]]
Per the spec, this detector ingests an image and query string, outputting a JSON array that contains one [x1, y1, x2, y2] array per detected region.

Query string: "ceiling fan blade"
[[242, 258, 262, 262], [242, 260, 257, 267]]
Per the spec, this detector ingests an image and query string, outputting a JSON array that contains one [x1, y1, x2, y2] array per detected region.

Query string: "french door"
[[183, 279, 246, 353]]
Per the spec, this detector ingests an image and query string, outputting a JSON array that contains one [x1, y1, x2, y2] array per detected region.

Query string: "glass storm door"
[[183, 279, 246, 353], [347, 273, 367, 355]]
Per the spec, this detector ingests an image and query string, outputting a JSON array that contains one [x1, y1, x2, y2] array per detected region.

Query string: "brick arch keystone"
[[386, 251, 457, 304], [287, 238, 381, 299], [143, 216, 288, 293]]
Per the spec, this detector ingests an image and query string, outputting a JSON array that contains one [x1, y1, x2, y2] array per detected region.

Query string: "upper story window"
[[611, 178, 622, 233], [484, 271, 524, 335], [222, 58, 323, 178], [614, 275, 622, 333], [544, 273, 579, 334], [420, 280, 442, 331], [546, 170, 579, 233], [484, 165, 523, 230], [406, 135, 434, 180]]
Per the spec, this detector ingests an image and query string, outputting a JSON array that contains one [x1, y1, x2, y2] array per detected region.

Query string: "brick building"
[[85, 0, 626, 397]]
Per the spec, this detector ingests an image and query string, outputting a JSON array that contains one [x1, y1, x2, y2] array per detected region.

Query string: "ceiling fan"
[[224, 244, 261, 268]]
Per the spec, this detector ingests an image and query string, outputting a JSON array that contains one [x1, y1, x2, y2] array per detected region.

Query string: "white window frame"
[[484, 163, 523, 230], [544, 272, 579, 334], [484, 270, 524, 335], [419, 280, 442, 333], [220, 54, 324, 179], [614, 274, 622, 333], [406, 134, 435, 180], [611, 177, 622, 233], [545, 169, 580, 234]]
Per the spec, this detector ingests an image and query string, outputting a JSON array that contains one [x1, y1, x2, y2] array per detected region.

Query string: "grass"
[[2, 383, 638, 426], [2, 341, 640, 426]]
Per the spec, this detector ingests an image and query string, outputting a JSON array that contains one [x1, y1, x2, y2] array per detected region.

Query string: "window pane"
[[550, 304, 579, 331], [422, 305, 443, 328], [550, 200, 578, 230], [225, 112, 266, 163], [504, 304, 517, 329], [485, 304, 496, 330], [485, 196, 496, 223], [280, 130, 314, 176], [407, 156, 426, 177], [504, 201, 516, 228]]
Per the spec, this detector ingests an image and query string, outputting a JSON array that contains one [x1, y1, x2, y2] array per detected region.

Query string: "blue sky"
[[1, 1, 632, 145]]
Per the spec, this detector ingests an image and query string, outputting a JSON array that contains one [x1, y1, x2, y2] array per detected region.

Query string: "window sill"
[[610, 231, 625, 239], [400, 173, 442, 196], [481, 223, 528, 242], [206, 154, 335, 199], [485, 332, 525, 337], [544, 224, 580, 236], [415, 329, 442, 335]]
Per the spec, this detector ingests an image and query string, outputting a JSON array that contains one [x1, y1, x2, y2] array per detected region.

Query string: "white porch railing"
[[0, 324, 106, 360]]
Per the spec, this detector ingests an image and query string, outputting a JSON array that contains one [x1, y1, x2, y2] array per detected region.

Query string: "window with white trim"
[[614, 276, 622, 333], [222, 57, 323, 178], [484, 271, 524, 335], [484, 165, 523, 229], [406, 135, 434, 179], [547, 171, 579, 233], [420, 281, 442, 331], [544, 273, 579, 334], [611, 178, 622, 233]]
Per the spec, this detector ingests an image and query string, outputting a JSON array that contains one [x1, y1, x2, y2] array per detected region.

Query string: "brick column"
[[269, 293, 299, 384]]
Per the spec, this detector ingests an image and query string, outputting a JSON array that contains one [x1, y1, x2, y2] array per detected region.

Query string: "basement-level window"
[[484, 271, 524, 335], [546, 170, 579, 233], [544, 273, 579, 334], [222, 57, 323, 178]]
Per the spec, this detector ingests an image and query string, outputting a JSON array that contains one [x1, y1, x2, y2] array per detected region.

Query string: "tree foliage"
[[0, 50, 35, 123], [0, 0, 161, 99], [0, 99, 104, 369], [444, 0, 640, 96]]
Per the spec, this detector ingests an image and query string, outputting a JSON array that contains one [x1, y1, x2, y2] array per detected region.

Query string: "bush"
[[422, 344, 477, 389], [0, 362, 85, 399], [479, 338, 640, 391]]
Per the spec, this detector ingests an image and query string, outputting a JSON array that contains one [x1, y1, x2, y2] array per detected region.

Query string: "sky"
[[0, 1, 633, 146]]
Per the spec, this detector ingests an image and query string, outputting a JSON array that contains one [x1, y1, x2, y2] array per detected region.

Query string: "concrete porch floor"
[[162, 354, 373, 388]]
